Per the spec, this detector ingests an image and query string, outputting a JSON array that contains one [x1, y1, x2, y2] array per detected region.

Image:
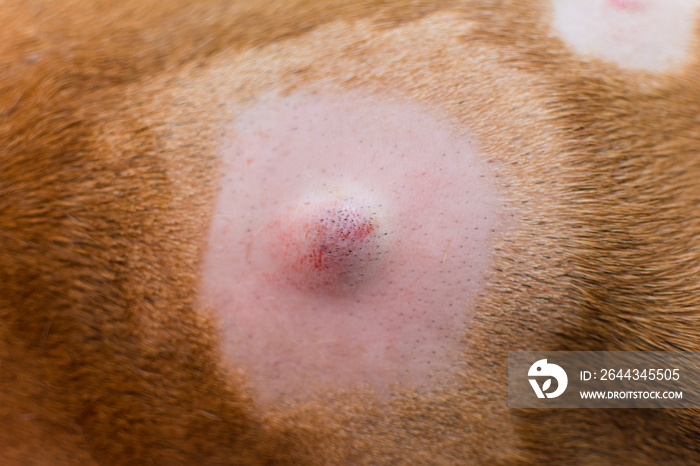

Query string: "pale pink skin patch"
[[199, 92, 501, 402], [551, 0, 698, 72]]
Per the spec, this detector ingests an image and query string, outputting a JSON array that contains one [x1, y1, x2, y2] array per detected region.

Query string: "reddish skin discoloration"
[[300, 206, 375, 274], [609, 0, 645, 12], [273, 200, 381, 291]]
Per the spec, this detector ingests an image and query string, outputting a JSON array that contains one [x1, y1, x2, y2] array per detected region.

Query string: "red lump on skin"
[[269, 199, 383, 292]]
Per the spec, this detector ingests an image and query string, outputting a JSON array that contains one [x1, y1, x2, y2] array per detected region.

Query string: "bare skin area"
[[200, 92, 501, 402], [551, 0, 698, 71]]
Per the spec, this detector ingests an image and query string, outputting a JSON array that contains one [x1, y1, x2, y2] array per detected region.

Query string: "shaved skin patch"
[[200, 92, 501, 403], [551, 0, 698, 72]]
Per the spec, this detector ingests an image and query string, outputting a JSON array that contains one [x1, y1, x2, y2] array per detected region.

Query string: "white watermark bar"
[[508, 352, 700, 408]]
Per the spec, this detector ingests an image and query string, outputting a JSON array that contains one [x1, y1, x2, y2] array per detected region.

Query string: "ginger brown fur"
[[1, 0, 700, 464]]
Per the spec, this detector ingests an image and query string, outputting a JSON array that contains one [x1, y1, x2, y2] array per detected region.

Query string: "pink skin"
[[550, 0, 697, 71], [199, 91, 502, 403], [609, 0, 645, 12]]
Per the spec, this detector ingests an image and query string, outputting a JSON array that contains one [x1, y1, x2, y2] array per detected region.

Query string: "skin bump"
[[199, 91, 502, 402], [268, 196, 385, 293]]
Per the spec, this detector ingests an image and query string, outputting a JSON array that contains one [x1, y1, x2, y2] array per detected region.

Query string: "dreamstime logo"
[[528, 359, 568, 399]]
